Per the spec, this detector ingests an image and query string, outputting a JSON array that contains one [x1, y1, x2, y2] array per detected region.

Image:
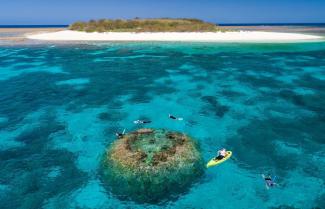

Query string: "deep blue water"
[[0, 25, 68, 28], [0, 41, 324, 209]]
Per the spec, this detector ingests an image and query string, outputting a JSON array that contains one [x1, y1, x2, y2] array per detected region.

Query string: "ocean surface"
[[0, 25, 68, 28], [0, 27, 325, 209]]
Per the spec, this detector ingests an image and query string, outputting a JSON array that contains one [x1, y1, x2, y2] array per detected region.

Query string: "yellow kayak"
[[206, 151, 232, 168]]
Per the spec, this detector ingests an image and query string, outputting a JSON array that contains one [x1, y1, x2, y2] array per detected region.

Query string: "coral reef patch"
[[101, 128, 204, 203]]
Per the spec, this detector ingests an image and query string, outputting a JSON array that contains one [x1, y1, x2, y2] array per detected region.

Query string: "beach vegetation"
[[69, 18, 225, 32]]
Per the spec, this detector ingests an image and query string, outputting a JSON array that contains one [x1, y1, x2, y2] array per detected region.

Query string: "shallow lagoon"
[[0, 41, 324, 209]]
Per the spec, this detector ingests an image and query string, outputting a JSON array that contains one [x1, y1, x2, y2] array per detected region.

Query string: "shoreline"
[[26, 30, 323, 43], [0, 28, 64, 44]]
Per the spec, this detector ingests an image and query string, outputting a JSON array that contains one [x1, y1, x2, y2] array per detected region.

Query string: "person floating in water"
[[214, 148, 227, 160], [133, 119, 151, 124], [115, 129, 126, 139], [262, 174, 277, 189], [168, 114, 183, 121]]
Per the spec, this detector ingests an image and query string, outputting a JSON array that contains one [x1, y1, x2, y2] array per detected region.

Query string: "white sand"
[[27, 30, 323, 43]]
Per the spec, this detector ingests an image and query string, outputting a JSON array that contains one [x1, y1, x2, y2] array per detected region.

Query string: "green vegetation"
[[69, 18, 225, 32]]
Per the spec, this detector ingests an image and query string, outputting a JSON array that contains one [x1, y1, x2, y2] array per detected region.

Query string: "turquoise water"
[[0, 41, 324, 209]]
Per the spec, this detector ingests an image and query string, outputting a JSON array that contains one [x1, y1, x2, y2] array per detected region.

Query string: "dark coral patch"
[[100, 129, 204, 203]]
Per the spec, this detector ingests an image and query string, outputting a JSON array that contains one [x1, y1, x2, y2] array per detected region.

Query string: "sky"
[[0, 0, 325, 25]]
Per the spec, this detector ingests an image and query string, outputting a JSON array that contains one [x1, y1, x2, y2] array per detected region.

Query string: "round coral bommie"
[[101, 128, 204, 203]]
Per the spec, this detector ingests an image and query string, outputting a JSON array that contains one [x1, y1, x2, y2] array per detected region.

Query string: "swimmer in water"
[[133, 120, 151, 124], [262, 174, 277, 189], [115, 129, 126, 138], [168, 114, 183, 121]]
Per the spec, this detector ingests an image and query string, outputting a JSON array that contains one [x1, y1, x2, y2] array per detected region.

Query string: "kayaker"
[[168, 114, 183, 121], [214, 148, 227, 160], [134, 119, 151, 124]]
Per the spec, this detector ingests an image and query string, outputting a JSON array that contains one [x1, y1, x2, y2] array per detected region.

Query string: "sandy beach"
[[26, 30, 323, 42], [0, 28, 64, 43]]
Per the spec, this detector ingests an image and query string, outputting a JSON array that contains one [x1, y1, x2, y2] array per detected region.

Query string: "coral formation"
[[101, 128, 204, 203]]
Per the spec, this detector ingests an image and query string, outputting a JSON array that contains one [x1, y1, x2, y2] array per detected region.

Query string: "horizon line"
[[0, 22, 325, 28]]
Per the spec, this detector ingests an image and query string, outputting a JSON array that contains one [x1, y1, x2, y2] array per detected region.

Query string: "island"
[[100, 128, 205, 203], [26, 18, 323, 42], [69, 18, 225, 32]]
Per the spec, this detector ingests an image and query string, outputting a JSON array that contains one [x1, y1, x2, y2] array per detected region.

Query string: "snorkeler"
[[262, 174, 277, 189], [133, 120, 151, 124], [214, 148, 227, 160], [168, 114, 183, 121], [115, 129, 126, 138]]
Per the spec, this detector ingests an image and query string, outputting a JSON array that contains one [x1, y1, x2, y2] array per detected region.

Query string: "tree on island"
[[69, 18, 225, 32]]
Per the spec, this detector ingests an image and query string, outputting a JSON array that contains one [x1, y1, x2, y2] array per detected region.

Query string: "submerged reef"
[[101, 128, 204, 203]]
